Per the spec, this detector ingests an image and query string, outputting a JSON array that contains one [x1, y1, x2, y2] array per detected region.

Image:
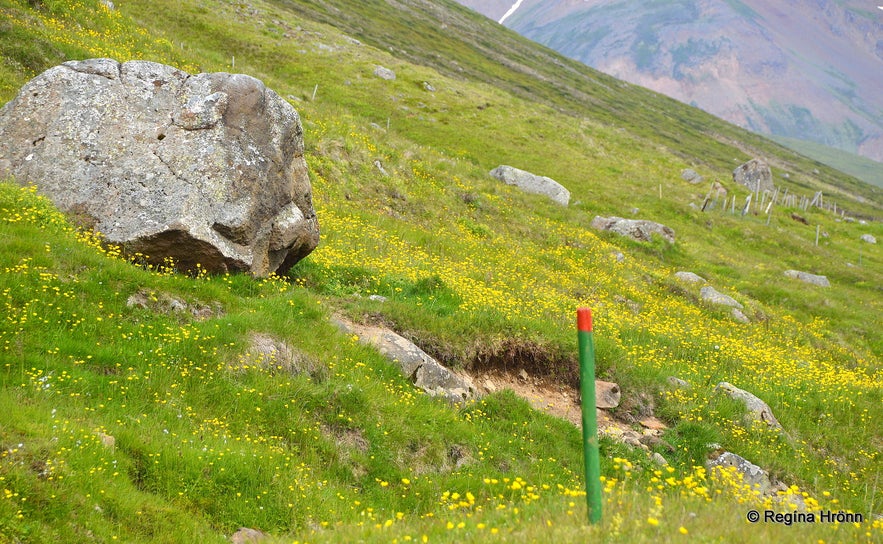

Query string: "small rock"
[[673, 271, 706, 284], [707, 451, 772, 494], [620, 430, 643, 449], [860, 234, 876, 244], [783, 270, 830, 287], [230, 527, 268, 544], [368, 294, 388, 302], [667, 376, 690, 388], [715, 381, 782, 430], [614, 295, 641, 314], [373, 160, 389, 177], [731, 308, 750, 323], [613, 252, 625, 263], [638, 416, 667, 431], [651, 452, 669, 466], [373, 65, 396, 80], [680, 168, 703, 184], [700, 286, 743, 309], [595, 380, 621, 409], [591, 216, 675, 244], [422, 81, 436, 92], [518, 369, 530, 382]]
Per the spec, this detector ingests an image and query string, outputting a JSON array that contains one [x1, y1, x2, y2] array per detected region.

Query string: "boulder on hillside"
[[699, 286, 743, 309], [715, 381, 782, 430], [673, 271, 706, 284], [373, 65, 396, 80], [783, 269, 830, 287], [591, 216, 675, 244], [860, 234, 877, 244], [332, 316, 477, 403], [489, 165, 570, 206], [0, 58, 319, 276], [733, 158, 774, 193], [707, 451, 773, 494], [680, 168, 703, 184]]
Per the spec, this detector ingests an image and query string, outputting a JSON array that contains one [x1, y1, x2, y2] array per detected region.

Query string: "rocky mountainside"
[[457, 0, 883, 164]]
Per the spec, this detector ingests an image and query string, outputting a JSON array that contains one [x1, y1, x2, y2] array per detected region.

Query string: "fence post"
[[577, 308, 602, 524]]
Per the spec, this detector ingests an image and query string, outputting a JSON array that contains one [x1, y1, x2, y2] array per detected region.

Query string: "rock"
[[373, 65, 396, 80], [237, 333, 327, 381], [230, 527, 268, 544], [638, 416, 667, 431], [651, 452, 669, 466], [422, 81, 436, 92], [699, 286, 743, 309], [715, 381, 782, 430], [100, 0, 114, 9], [667, 376, 690, 388], [731, 308, 750, 323], [590, 216, 675, 244], [332, 316, 477, 403], [860, 234, 877, 244], [732, 158, 774, 193], [783, 270, 830, 287], [489, 165, 570, 206], [673, 271, 706, 284], [126, 289, 222, 320], [368, 294, 388, 302], [373, 159, 389, 177], [0, 59, 318, 277], [680, 168, 703, 184], [595, 380, 621, 409], [613, 294, 641, 314], [707, 451, 772, 494], [613, 251, 625, 263]]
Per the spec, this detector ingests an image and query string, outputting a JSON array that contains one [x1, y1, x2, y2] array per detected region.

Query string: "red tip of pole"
[[577, 308, 593, 332]]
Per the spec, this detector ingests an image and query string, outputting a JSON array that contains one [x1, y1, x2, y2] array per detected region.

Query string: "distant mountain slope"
[[458, 0, 883, 165]]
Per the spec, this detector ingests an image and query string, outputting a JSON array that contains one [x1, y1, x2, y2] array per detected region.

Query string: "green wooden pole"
[[577, 307, 602, 524]]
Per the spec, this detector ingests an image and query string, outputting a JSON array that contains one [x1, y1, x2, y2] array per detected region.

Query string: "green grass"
[[1, 0, 882, 542]]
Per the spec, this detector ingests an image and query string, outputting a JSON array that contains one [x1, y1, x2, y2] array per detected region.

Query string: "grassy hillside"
[[1, 0, 881, 542], [771, 135, 883, 189]]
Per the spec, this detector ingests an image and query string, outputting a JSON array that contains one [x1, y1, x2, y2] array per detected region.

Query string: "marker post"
[[577, 307, 602, 524]]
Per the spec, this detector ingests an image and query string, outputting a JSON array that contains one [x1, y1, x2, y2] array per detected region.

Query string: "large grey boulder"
[[489, 165, 570, 206], [332, 316, 477, 403], [591, 216, 675, 244], [783, 270, 830, 287], [0, 58, 319, 276], [733, 158, 774, 193]]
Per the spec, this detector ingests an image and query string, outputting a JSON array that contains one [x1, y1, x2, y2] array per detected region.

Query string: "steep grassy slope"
[[1, 0, 881, 542]]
